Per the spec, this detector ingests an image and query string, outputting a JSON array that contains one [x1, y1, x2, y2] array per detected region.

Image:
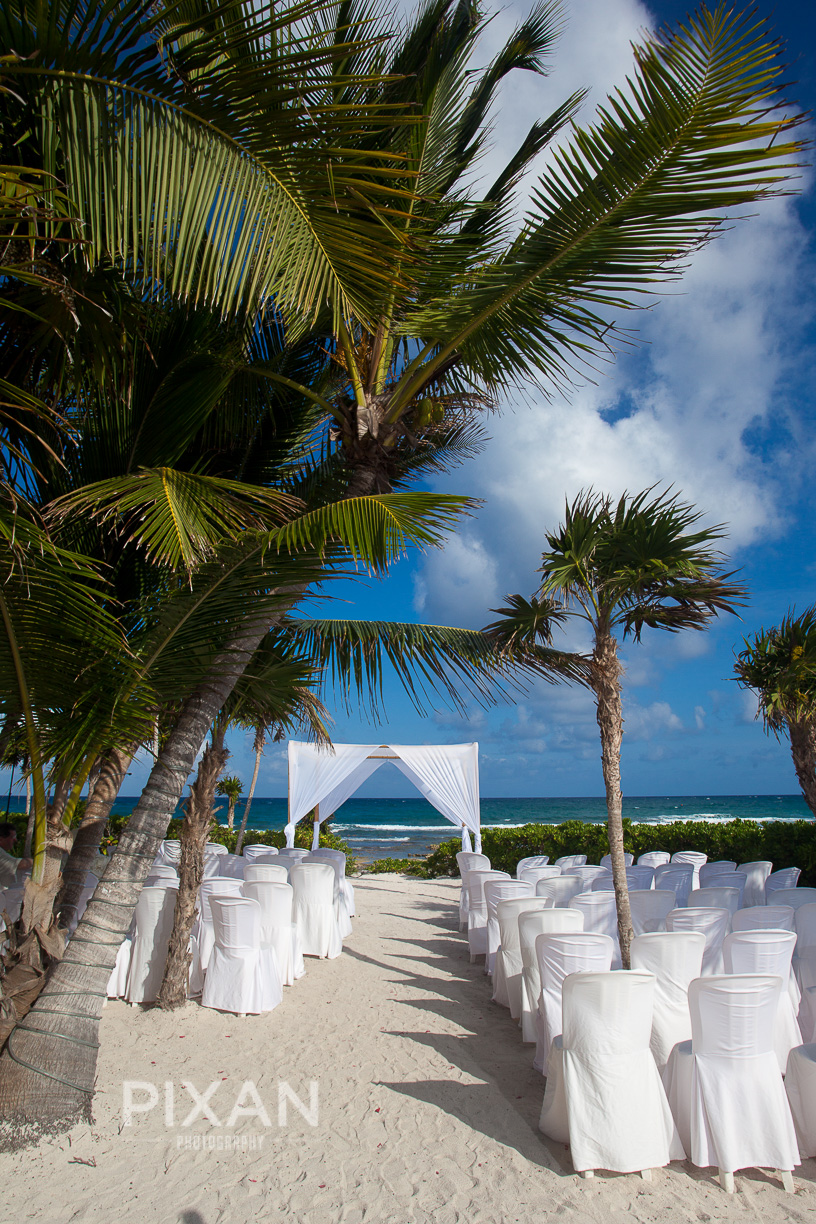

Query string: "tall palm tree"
[[734, 607, 816, 817], [485, 488, 746, 967]]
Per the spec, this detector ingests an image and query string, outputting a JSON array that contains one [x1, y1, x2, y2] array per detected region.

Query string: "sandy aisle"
[[2, 875, 814, 1223]]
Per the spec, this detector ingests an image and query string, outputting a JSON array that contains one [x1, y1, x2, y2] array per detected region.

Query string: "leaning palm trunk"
[[592, 629, 634, 969], [23, 777, 33, 859], [158, 734, 229, 1010], [235, 727, 264, 855], [0, 611, 274, 1134], [789, 718, 816, 819]]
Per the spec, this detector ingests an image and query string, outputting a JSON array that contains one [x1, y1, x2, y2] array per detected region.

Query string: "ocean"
[[94, 793, 813, 860]]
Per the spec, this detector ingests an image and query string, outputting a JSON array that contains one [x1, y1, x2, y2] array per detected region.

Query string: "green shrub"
[[421, 819, 816, 885], [363, 856, 429, 876]]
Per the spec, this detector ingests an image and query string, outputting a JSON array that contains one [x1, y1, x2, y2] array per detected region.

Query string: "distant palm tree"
[[486, 488, 745, 967], [734, 606, 816, 818], [216, 775, 244, 831]]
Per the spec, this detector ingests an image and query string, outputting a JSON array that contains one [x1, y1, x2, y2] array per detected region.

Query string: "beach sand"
[[2, 874, 814, 1223]]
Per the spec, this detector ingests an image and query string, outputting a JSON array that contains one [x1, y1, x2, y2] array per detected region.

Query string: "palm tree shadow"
[[179, 1213, 207, 1224]]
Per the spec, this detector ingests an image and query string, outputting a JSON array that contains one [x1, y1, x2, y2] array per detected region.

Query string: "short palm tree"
[[215, 775, 244, 830], [734, 607, 816, 818], [485, 488, 746, 967]]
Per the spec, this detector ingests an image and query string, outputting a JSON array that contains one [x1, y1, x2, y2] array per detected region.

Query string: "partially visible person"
[[0, 821, 32, 887]]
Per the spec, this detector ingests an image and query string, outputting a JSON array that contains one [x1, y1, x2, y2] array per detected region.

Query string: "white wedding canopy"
[[286, 742, 481, 853]]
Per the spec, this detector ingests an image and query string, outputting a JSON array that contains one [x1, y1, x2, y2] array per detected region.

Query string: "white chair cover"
[[189, 877, 245, 995], [794, 904, 816, 955], [629, 889, 676, 935], [535, 874, 584, 907], [638, 851, 671, 868], [737, 860, 772, 908], [518, 909, 583, 1043], [484, 880, 534, 974], [160, 840, 181, 864], [311, 848, 356, 919], [492, 898, 552, 1016], [540, 971, 683, 1173], [289, 861, 342, 959], [146, 864, 178, 882], [244, 863, 289, 884], [688, 886, 741, 917], [663, 975, 799, 1176], [654, 864, 694, 907], [698, 861, 737, 887], [600, 852, 634, 868], [671, 851, 708, 889], [723, 930, 802, 1072], [568, 892, 621, 967], [201, 897, 283, 1014], [773, 887, 816, 912], [456, 852, 490, 929], [766, 867, 802, 899], [124, 886, 178, 1004], [666, 907, 730, 975], [516, 855, 550, 876], [202, 853, 224, 879], [631, 931, 704, 1070], [310, 850, 353, 937], [465, 870, 509, 960], [242, 880, 305, 985], [732, 904, 795, 933], [243, 845, 278, 861], [591, 865, 654, 892], [217, 854, 246, 879], [568, 866, 610, 888], [204, 842, 228, 856], [796, 951, 816, 1042], [519, 866, 561, 890], [284, 848, 311, 860], [785, 1044, 816, 1158], [554, 855, 587, 869], [533, 932, 614, 1074], [107, 936, 133, 999]]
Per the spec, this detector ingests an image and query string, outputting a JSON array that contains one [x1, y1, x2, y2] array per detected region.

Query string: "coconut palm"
[[734, 606, 816, 817], [485, 488, 746, 967], [215, 775, 244, 831]]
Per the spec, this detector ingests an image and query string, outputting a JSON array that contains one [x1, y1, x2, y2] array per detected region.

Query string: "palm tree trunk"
[[227, 796, 236, 830], [55, 747, 134, 929], [235, 727, 264, 856], [789, 718, 816, 818], [158, 730, 228, 1010], [23, 775, 33, 859], [0, 610, 273, 1135], [592, 628, 634, 969]]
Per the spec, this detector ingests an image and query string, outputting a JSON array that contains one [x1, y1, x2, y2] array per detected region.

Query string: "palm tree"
[[234, 722, 275, 857], [215, 775, 244, 831], [485, 488, 746, 967], [734, 607, 816, 817]]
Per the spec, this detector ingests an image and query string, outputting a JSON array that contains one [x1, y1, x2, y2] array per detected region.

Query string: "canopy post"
[[312, 803, 321, 851]]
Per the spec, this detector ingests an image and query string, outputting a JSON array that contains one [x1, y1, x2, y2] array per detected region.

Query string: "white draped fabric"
[[286, 741, 481, 851]]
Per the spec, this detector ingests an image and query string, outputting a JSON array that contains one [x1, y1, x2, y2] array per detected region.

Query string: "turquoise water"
[[96, 792, 814, 858]]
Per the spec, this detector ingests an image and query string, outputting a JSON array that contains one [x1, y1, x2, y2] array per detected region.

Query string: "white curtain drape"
[[286, 741, 481, 851]]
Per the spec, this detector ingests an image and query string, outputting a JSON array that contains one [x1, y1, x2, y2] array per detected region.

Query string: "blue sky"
[[119, 0, 816, 804]]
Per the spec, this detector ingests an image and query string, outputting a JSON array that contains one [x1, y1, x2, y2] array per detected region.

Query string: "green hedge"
[[366, 819, 816, 885]]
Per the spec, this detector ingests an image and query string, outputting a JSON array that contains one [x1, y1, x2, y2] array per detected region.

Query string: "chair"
[[484, 880, 534, 975], [732, 904, 795, 933], [310, 851, 353, 938], [283, 848, 311, 860], [698, 861, 737, 888], [688, 887, 741, 918], [629, 890, 676, 935], [519, 865, 561, 890], [663, 975, 799, 1191], [160, 840, 181, 865], [722, 930, 802, 1072], [671, 850, 707, 889], [124, 886, 179, 1004], [569, 892, 620, 967], [591, 866, 654, 892], [535, 874, 584, 907], [189, 877, 245, 994], [666, 907, 730, 975], [200, 897, 283, 1015], [785, 1044, 816, 1158], [311, 848, 356, 919], [202, 853, 224, 879], [216, 854, 246, 879], [518, 909, 583, 1043], [289, 861, 342, 959], [766, 867, 802, 900], [540, 971, 683, 1175], [456, 852, 490, 929], [465, 870, 509, 961], [554, 855, 587, 869], [533, 932, 614, 1074], [772, 887, 816, 913], [701, 871, 746, 906], [792, 905, 816, 1022], [244, 863, 289, 884], [242, 880, 304, 985], [631, 931, 704, 1070], [638, 851, 671, 869], [204, 842, 228, 856], [654, 864, 694, 907], [568, 866, 610, 889], [737, 860, 773, 908], [492, 898, 551, 1016], [600, 852, 634, 869], [516, 855, 549, 877], [146, 864, 178, 882], [243, 845, 278, 862]]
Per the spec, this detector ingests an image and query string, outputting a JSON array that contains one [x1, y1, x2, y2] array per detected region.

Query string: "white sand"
[[2, 875, 814, 1223]]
